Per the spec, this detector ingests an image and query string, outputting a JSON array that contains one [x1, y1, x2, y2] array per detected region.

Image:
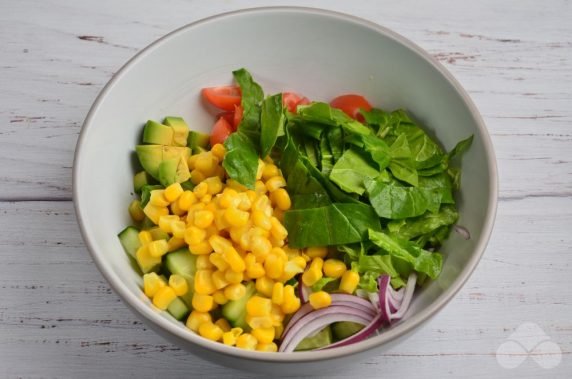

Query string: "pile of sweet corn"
[[128, 144, 361, 351]]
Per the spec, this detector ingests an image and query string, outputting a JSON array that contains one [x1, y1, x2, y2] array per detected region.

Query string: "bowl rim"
[[73, 6, 498, 363]]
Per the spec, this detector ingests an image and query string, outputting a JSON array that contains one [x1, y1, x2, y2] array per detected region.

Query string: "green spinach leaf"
[[233, 68, 264, 145], [222, 132, 258, 189], [260, 93, 285, 158], [387, 205, 459, 240], [329, 148, 380, 195]]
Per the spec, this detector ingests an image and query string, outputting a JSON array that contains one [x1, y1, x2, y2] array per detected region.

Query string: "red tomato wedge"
[[330, 94, 372, 121], [210, 117, 233, 146], [233, 105, 243, 130], [218, 111, 235, 126], [283, 92, 310, 113], [202, 86, 241, 111]]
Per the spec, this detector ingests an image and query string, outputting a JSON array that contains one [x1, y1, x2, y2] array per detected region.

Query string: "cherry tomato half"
[[330, 94, 372, 121], [202, 86, 241, 111], [210, 117, 233, 146], [233, 105, 243, 130], [283, 92, 310, 113]]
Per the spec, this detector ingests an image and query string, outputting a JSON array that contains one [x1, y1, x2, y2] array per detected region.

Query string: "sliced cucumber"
[[332, 322, 364, 341], [118, 226, 140, 259], [164, 249, 197, 307], [167, 296, 190, 320], [222, 282, 256, 330], [295, 325, 333, 351]]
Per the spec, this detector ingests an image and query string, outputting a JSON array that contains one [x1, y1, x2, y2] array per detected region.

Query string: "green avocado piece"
[[136, 145, 191, 180], [295, 326, 333, 351], [187, 130, 211, 151], [332, 322, 364, 341], [158, 156, 191, 186], [143, 120, 174, 145], [164, 117, 190, 147], [133, 171, 153, 193]]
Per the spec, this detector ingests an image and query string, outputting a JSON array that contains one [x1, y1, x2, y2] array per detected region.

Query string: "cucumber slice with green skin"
[[167, 296, 190, 320], [133, 171, 153, 194], [164, 249, 197, 308], [222, 282, 256, 330], [295, 326, 333, 351], [118, 226, 140, 259], [332, 322, 364, 341]]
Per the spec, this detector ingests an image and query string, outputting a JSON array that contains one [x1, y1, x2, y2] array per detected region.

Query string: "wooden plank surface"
[[1, 0, 571, 377]]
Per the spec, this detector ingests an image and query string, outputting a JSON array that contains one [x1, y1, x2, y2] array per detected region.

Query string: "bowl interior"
[[74, 7, 496, 361]]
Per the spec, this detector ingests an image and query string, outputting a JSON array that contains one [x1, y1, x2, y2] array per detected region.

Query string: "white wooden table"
[[2, 0, 571, 377]]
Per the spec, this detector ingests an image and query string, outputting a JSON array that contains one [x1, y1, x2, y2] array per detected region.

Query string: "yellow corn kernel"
[[224, 283, 246, 301], [281, 285, 301, 314], [152, 286, 177, 310], [207, 235, 232, 253], [168, 274, 188, 296], [211, 143, 226, 160], [148, 239, 169, 258], [251, 236, 272, 260], [255, 277, 274, 298], [235, 192, 252, 211], [274, 323, 284, 339], [246, 262, 265, 279], [219, 188, 239, 209], [246, 296, 272, 317], [301, 253, 311, 262], [192, 293, 214, 312], [193, 181, 208, 199], [209, 252, 229, 271], [291, 256, 307, 270], [200, 194, 212, 204], [215, 165, 225, 181], [170, 200, 186, 216], [269, 235, 285, 248], [215, 318, 231, 333], [224, 207, 249, 227], [186, 202, 205, 224], [272, 188, 291, 211], [202, 176, 222, 195], [264, 253, 284, 280], [252, 195, 271, 213], [323, 259, 347, 279], [254, 180, 268, 194], [212, 270, 229, 290], [188, 154, 199, 170], [198, 321, 223, 341], [271, 282, 284, 305], [194, 270, 216, 295], [196, 254, 214, 270], [143, 203, 169, 225], [222, 247, 246, 273], [164, 183, 184, 202], [305, 246, 328, 259], [236, 333, 258, 350], [188, 241, 213, 255], [158, 215, 179, 234], [302, 257, 324, 287], [309, 291, 332, 310], [170, 220, 186, 239], [143, 272, 165, 298], [252, 327, 275, 344], [138, 230, 153, 245], [251, 210, 272, 231], [194, 210, 214, 228], [190, 169, 206, 185], [222, 327, 243, 346], [255, 159, 265, 180], [262, 164, 280, 181], [178, 190, 197, 211], [224, 269, 244, 284], [167, 237, 186, 252], [339, 271, 360, 294], [149, 190, 169, 207], [270, 304, 284, 326], [128, 200, 145, 222], [269, 217, 288, 240], [184, 226, 206, 246], [213, 290, 228, 305], [246, 315, 273, 329], [195, 152, 218, 176], [212, 209, 229, 231], [186, 310, 212, 332], [271, 247, 288, 261], [256, 342, 278, 352], [244, 253, 256, 268], [136, 245, 161, 273], [265, 176, 286, 192]]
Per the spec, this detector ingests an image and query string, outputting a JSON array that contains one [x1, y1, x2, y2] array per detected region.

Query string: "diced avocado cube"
[[164, 117, 190, 147], [133, 171, 153, 194], [187, 130, 210, 151], [143, 120, 174, 145], [135, 145, 191, 180], [157, 156, 191, 187]]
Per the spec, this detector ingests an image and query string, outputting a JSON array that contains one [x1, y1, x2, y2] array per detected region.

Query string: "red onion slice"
[[298, 283, 311, 303], [454, 224, 471, 240], [377, 275, 392, 324], [279, 306, 374, 352], [389, 273, 417, 320]]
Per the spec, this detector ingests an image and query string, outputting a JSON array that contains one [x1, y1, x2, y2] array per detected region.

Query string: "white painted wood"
[[1, 0, 571, 377]]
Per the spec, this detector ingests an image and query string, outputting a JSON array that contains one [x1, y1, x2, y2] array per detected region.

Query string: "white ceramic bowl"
[[74, 7, 497, 375]]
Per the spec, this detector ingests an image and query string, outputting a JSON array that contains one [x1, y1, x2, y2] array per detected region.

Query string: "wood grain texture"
[[1, 0, 571, 377]]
